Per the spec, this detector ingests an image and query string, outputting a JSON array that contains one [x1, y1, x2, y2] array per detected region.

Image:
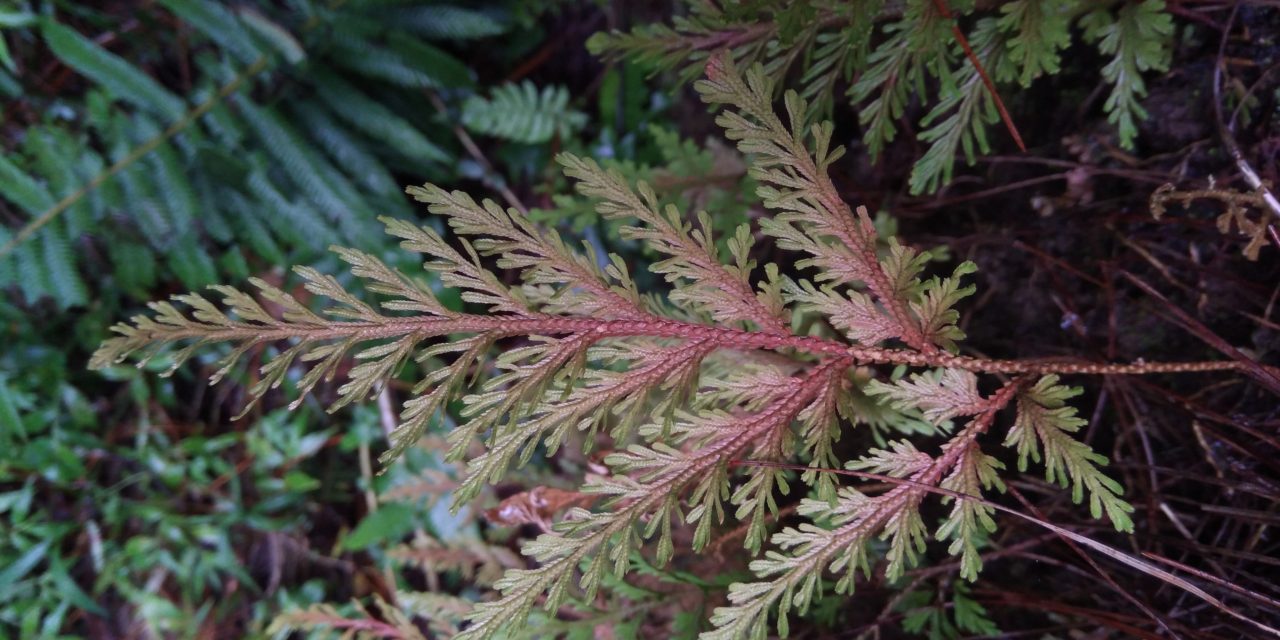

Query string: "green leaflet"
[[591, 0, 1176, 191], [462, 81, 587, 144], [386, 4, 509, 40], [1082, 0, 1174, 149], [41, 20, 186, 123], [309, 71, 449, 164], [0, 153, 54, 216], [156, 0, 261, 64]]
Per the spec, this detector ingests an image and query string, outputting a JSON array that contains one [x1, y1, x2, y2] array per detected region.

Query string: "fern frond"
[[41, 20, 186, 122], [708, 382, 1015, 639], [866, 368, 984, 426], [0, 152, 55, 218], [310, 70, 449, 164], [1004, 375, 1135, 532], [697, 53, 933, 352], [290, 101, 404, 198], [382, 5, 509, 41], [1081, 0, 1174, 149], [997, 0, 1070, 87], [40, 224, 88, 309], [850, 1, 954, 162], [910, 18, 1005, 195], [462, 81, 586, 144], [935, 440, 1004, 581], [332, 31, 472, 90], [157, 0, 262, 65], [588, 7, 777, 84], [87, 56, 1212, 639], [407, 184, 644, 319], [233, 97, 364, 239], [461, 358, 850, 640], [267, 598, 424, 640], [560, 153, 788, 333]]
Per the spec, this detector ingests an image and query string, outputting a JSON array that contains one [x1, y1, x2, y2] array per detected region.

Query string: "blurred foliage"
[[0, 0, 567, 635], [0, 0, 739, 635]]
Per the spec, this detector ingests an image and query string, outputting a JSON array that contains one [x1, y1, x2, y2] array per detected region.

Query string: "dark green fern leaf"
[[41, 20, 186, 122]]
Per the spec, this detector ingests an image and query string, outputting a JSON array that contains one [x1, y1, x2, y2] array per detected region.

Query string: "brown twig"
[[425, 91, 529, 215], [1119, 270, 1280, 394], [929, 0, 1026, 152], [1212, 5, 1280, 236]]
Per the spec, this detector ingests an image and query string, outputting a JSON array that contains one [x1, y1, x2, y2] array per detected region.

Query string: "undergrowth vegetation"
[[3, 0, 1280, 638], [591, 0, 1175, 193]]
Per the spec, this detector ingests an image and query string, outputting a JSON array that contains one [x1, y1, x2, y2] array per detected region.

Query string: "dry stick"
[[1005, 483, 1180, 639], [929, 0, 1026, 152], [1213, 5, 1280, 242], [424, 90, 529, 215], [729, 459, 1280, 637], [1119, 270, 1280, 395], [1140, 550, 1280, 613], [0, 56, 270, 260]]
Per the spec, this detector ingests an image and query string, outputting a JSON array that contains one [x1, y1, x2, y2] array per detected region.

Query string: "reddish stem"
[[118, 312, 1261, 378], [930, 0, 1027, 153]]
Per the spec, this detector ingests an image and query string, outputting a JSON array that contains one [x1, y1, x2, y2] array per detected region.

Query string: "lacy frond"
[[1004, 376, 1135, 532], [91, 51, 1242, 639]]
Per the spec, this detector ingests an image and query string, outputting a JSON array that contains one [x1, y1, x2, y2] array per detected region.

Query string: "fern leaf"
[[935, 441, 1004, 581], [0, 144, 88, 307], [462, 81, 586, 144], [136, 122, 198, 236], [157, 0, 262, 65], [165, 237, 218, 291], [997, 0, 1070, 87], [233, 97, 362, 237], [88, 55, 1171, 639], [41, 20, 186, 122], [382, 5, 508, 40], [15, 241, 52, 304], [909, 18, 1005, 195], [309, 71, 448, 163], [698, 53, 934, 352], [25, 127, 99, 236], [289, 101, 402, 199], [0, 228, 13, 287], [1081, 0, 1174, 149], [851, 1, 954, 161], [0, 152, 55, 216], [333, 31, 472, 90], [1003, 375, 1135, 531], [40, 223, 87, 309], [560, 153, 787, 333], [236, 8, 305, 64], [219, 190, 286, 265], [462, 361, 846, 640], [407, 183, 643, 318], [245, 170, 340, 249], [912, 260, 978, 350], [108, 240, 159, 297]]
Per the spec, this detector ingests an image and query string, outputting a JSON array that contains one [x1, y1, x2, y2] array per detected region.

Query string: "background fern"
[[463, 81, 587, 144], [0, 0, 513, 309], [0, 0, 570, 635], [590, 0, 1176, 194]]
